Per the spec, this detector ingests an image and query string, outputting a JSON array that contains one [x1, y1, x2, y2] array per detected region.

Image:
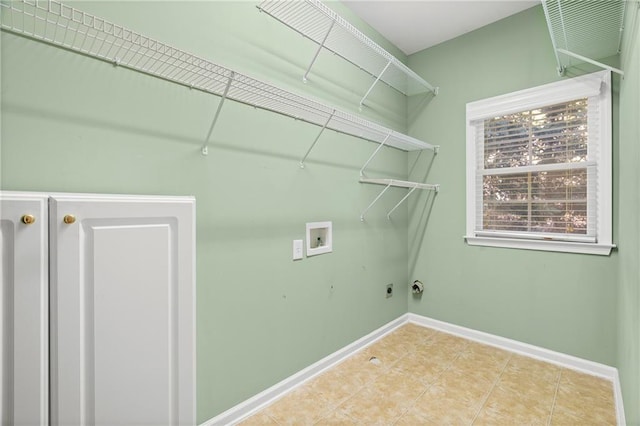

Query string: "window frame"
[[465, 71, 614, 255]]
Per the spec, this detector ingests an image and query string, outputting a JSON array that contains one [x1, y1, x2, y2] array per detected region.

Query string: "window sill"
[[464, 236, 615, 256]]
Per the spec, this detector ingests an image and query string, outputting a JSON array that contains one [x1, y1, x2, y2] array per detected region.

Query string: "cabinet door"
[[0, 193, 48, 426], [50, 195, 195, 426]]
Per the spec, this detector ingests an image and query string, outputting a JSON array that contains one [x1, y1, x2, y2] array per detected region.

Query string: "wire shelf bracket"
[[358, 130, 439, 220], [257, 0, 438, 105], [542, 0, 627, 76], [299, 110, 335, 168], [359, 134, 438, 178], [359, 178, 439, 221], [303, 20, 335, 83], [360, 132, 391, 177], [202, 71, 235, 156], [0, 0, 438, 160]]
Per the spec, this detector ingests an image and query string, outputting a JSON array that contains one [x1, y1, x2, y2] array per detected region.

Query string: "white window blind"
[[465, 71, 613, 255], [473, 98, 597, 242]]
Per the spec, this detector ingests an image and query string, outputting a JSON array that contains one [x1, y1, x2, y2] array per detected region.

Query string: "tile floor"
[[239, 323, 617, 425]]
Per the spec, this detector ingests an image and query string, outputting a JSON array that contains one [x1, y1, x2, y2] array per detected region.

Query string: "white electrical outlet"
[[293, 239, 304, 260]]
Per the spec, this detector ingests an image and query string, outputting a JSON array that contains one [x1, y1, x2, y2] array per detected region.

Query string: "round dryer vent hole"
[[369, 356, 381, 365]]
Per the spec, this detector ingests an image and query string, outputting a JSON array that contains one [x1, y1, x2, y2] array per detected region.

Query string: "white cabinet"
[[1, 193, 48, 426], [1, 192, 196, 426]]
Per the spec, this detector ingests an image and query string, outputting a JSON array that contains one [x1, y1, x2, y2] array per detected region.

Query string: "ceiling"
[[342, 1, 540, 55]]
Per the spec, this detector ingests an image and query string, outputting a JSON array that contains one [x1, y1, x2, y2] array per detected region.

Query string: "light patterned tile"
[[237, 412, 279, 426], [558, 368, 615, 398], [237, 325, 617, 425], [394, 408, 440, 426], [411, 381, 488, 425], [418, 331, 469, 355], [314, 407, 357, 425], [306, 368, 363, 409], [262, 386, 332, 426], [458, 341, 512, 370], [505, 353, 562, 382], [390, 350, 452, 385], [411, 368, 491, 424], [474, 383, 554, 426], [449, 353, 506, 385], [550, 369, 616, 425], [369, 368, 429, 406], [360, 339, 409, 367], [337, 387, 406, 424], [396, 323, 438, 341], [497, 354, 561, 396], [330, 353, 385, 387], [380, 324, 437, 353]]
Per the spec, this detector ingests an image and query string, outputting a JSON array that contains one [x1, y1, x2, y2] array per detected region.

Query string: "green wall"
[[0, 1, 416, 421], [407, 5, 619, 366], [618, 2, 640, 423]]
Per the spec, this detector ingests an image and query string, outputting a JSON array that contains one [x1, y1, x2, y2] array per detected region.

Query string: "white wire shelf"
[[0, 0, 438, 157], [257, 0, 437, 107], [542, 0, 627, 75], [359, 177, 439, 221]]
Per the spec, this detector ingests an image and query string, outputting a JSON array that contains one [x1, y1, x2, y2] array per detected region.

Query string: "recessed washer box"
[[306, 221, 332, 257]]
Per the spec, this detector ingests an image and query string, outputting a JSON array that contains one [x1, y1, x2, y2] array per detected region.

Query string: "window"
[[465, 71, 613, 255]]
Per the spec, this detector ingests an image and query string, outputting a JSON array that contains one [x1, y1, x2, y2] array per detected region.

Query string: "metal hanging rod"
[[1, 0, 437, 156], [359, 178, 439, 222], [257, 0, 438, 107], [542, 0, 627, 76]]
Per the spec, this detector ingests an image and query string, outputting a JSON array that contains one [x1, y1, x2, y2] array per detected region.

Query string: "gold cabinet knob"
[[21, 214, 36, 225], [63, 214, 76, 224]]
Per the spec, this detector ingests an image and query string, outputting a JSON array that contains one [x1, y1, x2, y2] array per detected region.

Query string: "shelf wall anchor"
[[300, 110, 335, 168], [359, 60, 392, 110], [303, 20, 335, 83], [201, 71, 235, 156]]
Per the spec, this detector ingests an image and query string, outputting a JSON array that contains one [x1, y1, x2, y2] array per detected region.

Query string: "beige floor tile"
[[417, 331, 469, 356], [361, 339, 410, 367], [237, 412, 279, 426], [330, 352, 386, 387], [262, 386, 332, 426], [314, 407, 358, 425], [390, 350, 452, 385], [459, 341, 512, 369], [505, 353, 562, 382], [337, 386, 407, 424], [559, 368, 616, 398], [396, 323, 438, 341], [474, 383, 554, 425], [450, 351, 507, 385], [497, 354, 561, 396], [379, 324, 437, 353], [369, 368, 429, 405], [550, 369, 616, 425], [305, 367, 363, 409], [239, 325, 617, 425], [411, 368, 491, 424], [394, 408, 440, 426]]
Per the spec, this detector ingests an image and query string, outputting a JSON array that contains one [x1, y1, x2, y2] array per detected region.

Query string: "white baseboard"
[[201, 314, 409, 426], [407, 313, 626, 426], [202, 313, 626, 426]]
